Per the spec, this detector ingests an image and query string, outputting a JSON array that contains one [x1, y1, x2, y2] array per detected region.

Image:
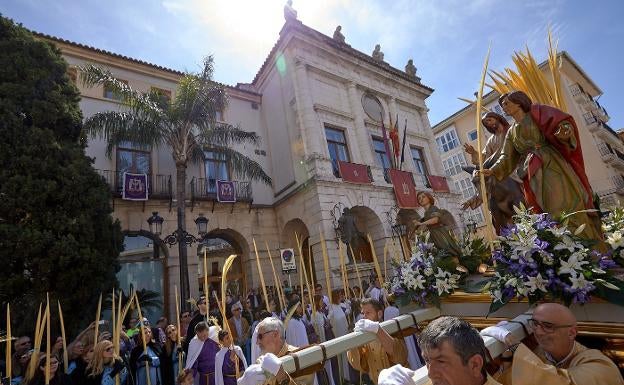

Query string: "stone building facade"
[[39, 14, 462, 317]]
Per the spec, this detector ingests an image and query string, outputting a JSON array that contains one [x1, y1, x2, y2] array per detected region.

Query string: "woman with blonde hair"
[[86, 340, 128, 385]]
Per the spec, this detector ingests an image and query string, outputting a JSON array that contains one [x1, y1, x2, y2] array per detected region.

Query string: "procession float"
[[274, 33, 624, 382]]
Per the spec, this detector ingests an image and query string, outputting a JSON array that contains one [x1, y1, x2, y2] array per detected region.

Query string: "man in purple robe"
[[215, 330, 247, 385], [185, 322, 221, 385]]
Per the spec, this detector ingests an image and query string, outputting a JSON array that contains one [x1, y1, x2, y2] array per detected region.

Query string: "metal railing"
[[190, 178, 253, 202], [96, 169, 172, 199]]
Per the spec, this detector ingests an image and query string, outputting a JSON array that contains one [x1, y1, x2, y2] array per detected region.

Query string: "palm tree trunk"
[[176, 163, 190, 311]]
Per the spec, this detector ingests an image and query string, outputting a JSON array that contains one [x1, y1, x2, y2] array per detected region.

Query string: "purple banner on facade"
[[122, 172, 149, 201], [217, 180, 236, 203]]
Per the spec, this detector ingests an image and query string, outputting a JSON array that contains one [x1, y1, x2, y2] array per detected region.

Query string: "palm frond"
[[199, 123, 261, 147], [83, 111, 164, 156], [212, 145, 272, 186]]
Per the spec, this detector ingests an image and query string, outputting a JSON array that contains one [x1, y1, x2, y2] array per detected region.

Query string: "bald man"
[[482, 303, 624, 385]]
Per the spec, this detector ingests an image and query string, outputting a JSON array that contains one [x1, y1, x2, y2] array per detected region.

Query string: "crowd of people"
[[3, 280, 624, 385]]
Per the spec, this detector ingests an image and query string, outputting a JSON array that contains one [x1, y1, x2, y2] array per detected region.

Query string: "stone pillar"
[[291, 59, 325, 158], [347, 82, 374, 165]]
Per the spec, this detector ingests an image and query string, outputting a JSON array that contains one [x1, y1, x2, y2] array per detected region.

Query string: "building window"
[[150, 87, 172, 105], [204, 150, 229, 193], [464, 209, 484, 226], [491, 104, 512, 121], [116, 142, 151, 186], [435, 128, 460, 153], [325, 127, 350, 177], [443, 153, 467, 177], [454, 177, 476, 200], [372, 137, 392, 169], [410, 147, 428, 175], [467, 130, 478, 141], [104, 79, 128, 101]]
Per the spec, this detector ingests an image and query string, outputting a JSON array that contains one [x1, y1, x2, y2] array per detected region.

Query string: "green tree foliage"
[[0, 16, 123, 335]]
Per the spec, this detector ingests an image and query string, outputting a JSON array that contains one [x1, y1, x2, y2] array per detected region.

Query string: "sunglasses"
[[257, 330, 275, 340], [528, 318, 574, 333]]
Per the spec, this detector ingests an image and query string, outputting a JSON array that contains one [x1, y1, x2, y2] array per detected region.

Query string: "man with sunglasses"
[[238, 317, 314, 385], [184, 295, 210, 354], [482, 302, 623, 385]]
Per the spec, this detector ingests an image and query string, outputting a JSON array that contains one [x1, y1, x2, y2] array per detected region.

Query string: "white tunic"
[[286, 317, 309, 347]]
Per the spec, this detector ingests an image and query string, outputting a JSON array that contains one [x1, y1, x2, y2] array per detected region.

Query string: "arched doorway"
[[349, 206, 386, 264], [117, 230, 168, 322], [197, 229, 248, 300], [281, 219, 316, 286]]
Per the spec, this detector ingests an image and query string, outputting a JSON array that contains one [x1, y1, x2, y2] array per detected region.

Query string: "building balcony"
[[596, 105, 610, 123], [190, 178, 253, 204], [569, 83, 591, 104], [96, 169, 172, 200], [601, 144, 624, 171]]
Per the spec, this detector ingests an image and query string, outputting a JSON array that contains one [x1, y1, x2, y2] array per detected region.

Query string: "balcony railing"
[[96, 169, 172, 199], [190, 178, 253, 203]]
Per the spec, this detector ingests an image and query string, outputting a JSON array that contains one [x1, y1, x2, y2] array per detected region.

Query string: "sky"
[[2, 0, 623, 129]]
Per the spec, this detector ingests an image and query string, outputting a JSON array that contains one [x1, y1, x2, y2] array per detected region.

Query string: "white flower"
[[433, 278, 453, 295], [607, 231, 624, 249], [558, 252, 589, 276], [424, 267, 433, 276], [569, 274, 590, 290], [505, 277, 518, 288], [525, 274, 548, 293], [548, 226, 569, 237], [493, 289, 503, 302], [554, 235, 582, 253], [411, 275, 426, 290], [435, 268, 450, 279], [619, 249, 624, 259]]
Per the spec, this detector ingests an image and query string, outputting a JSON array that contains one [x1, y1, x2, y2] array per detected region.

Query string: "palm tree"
[[80, 56, 271, 309]]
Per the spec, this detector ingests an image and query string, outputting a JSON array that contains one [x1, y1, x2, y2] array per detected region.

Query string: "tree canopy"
[[0, 15, 123, 335]]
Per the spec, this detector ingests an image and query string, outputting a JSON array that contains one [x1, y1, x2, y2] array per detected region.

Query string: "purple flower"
[[534, 239, 550, 250], [394, 287, 406, 296], [599, 257, 618, 270], [500, 225, 518, 237], [534, 214, 557, 230]]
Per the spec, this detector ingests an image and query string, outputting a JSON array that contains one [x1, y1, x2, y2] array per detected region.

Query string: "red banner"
[[338, 161, 371, 184], [389, 169, 419, 208], [427, 175, 450, 192]]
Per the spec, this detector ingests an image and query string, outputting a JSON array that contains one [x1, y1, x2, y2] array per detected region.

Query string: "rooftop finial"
[[284, 0, 297, 21]]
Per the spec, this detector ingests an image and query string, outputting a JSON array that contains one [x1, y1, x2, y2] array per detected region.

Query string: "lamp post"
[[147, 211, 209, 310]]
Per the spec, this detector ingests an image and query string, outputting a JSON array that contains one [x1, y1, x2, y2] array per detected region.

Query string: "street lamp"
[[147, 212, 209, 310]]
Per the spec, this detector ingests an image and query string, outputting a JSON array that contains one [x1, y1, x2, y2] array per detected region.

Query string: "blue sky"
[[2, 0, 623, 129]]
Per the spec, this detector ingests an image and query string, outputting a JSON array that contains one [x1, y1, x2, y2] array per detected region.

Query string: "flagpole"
[[380, 115, 393, 170], [399, 119, 408, 170]]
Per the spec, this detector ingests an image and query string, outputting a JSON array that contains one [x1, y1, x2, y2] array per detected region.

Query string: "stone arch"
[[198, 228, 249, 299], [349, 205, 386, 264], [281, 218, 316, 287]]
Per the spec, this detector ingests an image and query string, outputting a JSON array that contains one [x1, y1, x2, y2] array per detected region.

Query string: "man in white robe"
[[285, 301, 309, 347]]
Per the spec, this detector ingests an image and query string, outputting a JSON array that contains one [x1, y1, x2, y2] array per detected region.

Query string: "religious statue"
[[405, 59, 417, 78], [372, 44, 384, 61], [337, 207, 363, 263], [396, 209, 421, 241], [480, 91, 603, 243], [462, 112, 524, 234], [333, 25, 345, 43], [413, 191, 462, 270], [283, 0, 297, 21]]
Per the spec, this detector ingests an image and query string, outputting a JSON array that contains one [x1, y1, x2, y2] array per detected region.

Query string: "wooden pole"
[[57, 301, 68, 373], [319, 229, 332, 305], [350, 246, 364, 299], [203, 248, 210, 312], [93, 293, 102, 348], [265, 241, 286, 312], [475, 44, 496, 251], [294, 234, 314, 308], [252, 239, 270, 311], [367, 234, 385, 286], [45, 294, 50, 385], [5, 303, 11, 382], [174, 285, 183, 375], [134, 293, 151, 385]]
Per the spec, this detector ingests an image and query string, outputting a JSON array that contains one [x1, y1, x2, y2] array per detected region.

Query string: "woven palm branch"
[[489, 29, 566, 112], [283, 301, 301, 331], [221, 254, 238, 336]]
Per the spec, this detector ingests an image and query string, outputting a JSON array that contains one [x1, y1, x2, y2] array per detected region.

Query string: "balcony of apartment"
[[595, 101, 610, 123], [190, 177, 253, 210], [600, 143, 624, 171], [382, 168, 433, 190], [569, 83, 591, 104], [96, 169, 173, 200]]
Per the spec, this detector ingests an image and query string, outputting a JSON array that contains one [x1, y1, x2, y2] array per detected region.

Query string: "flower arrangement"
[[603, 206, 624, 267], [487, 204, 623, 314], [458, 232, 490, 273], [388, 235, 463, 307]]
